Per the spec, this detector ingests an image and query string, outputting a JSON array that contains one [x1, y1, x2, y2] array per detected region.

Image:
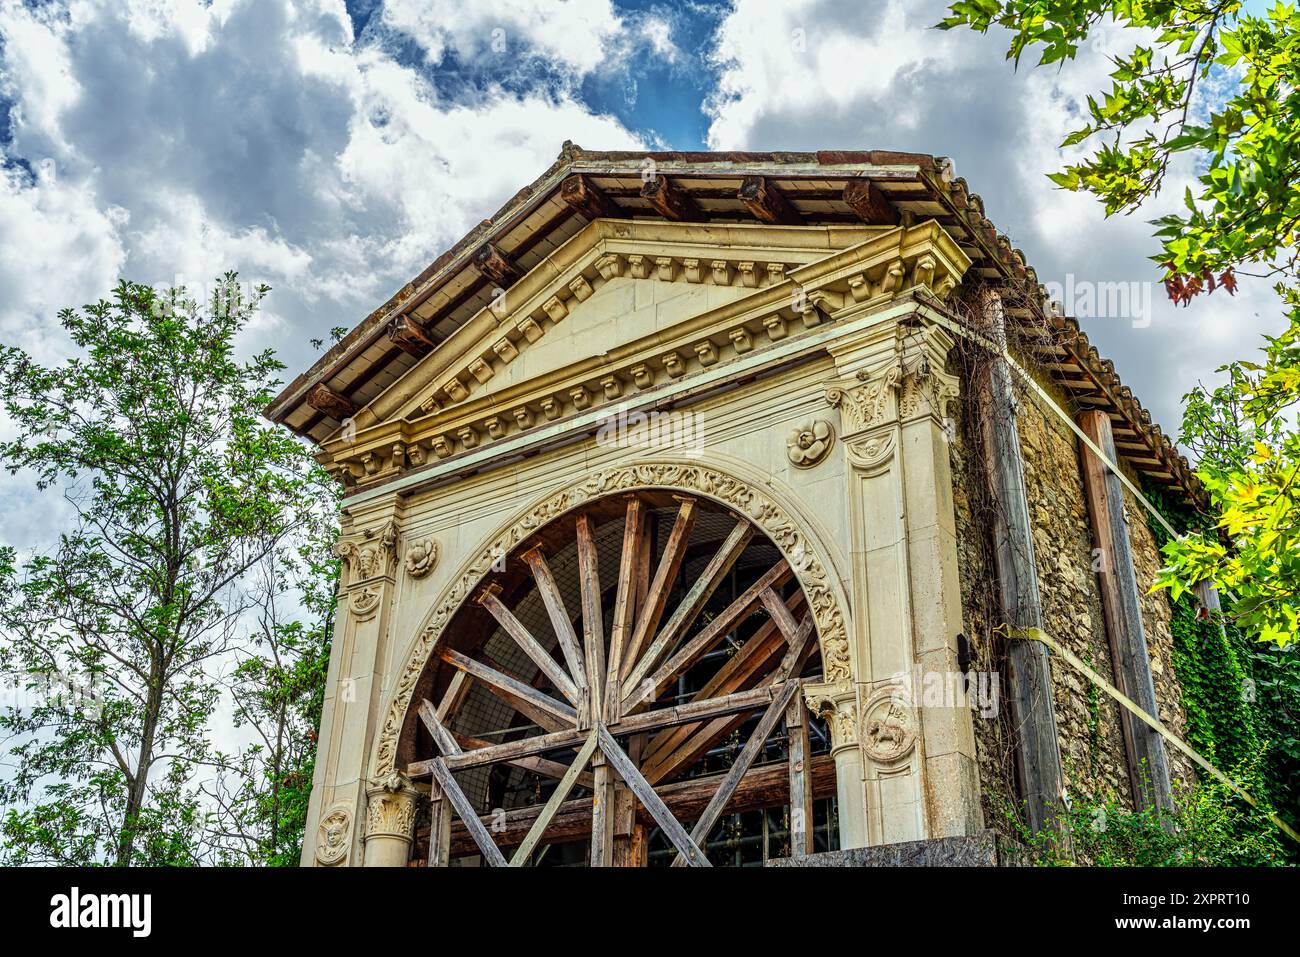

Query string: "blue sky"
[[0, 0, 1283, 548]]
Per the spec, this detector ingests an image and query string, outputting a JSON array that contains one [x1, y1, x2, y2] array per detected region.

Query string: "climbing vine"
[[1144, 481, 1297, 859]]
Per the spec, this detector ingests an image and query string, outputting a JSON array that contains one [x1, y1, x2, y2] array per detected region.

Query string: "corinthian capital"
[[803, 681, 859, 754]]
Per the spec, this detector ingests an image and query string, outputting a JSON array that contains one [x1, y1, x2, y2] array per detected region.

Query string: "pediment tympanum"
[[321, 218, 971, 490]]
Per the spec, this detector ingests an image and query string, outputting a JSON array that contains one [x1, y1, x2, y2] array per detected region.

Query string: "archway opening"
[[400, 491, 838, 866]]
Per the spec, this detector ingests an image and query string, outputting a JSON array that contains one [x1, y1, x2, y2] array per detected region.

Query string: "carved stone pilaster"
[[896, 324, 959, 426], [335, 520, 399, 620]]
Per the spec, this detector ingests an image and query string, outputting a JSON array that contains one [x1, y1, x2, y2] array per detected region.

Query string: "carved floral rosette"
[[371, 461, 854, 776], [404, 538, 439, 579], [315, 803, 353, 866]]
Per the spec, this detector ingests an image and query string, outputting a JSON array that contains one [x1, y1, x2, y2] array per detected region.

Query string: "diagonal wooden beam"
[[640, 559, 792, 705], [509, 730, 600, 866], [439, 648, 577, 730], [436, 670, 472, 722], [575, 514, 606, 724], [760, 587, 805, 646], [521, 546, 588, 692], [429, 757, 507, 866], [642, 591, 808, 786], [605, 497, 646, 723], [453, 731, 594, 789], [595, 724, 711, 867], [476, 584, 581, 706], [771, 607, 817, 683], [439, 756, 837, 856], [418, 697, 462, 757], [622, 519, 754, 705], [671, 679, 803, 866], [620, 498, 697, 681]]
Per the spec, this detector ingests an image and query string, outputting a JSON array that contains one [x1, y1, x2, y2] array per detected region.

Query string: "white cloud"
[[380, 0, 624, 76], [705, 0, 1281, 439], [0, 0, 645, 553]]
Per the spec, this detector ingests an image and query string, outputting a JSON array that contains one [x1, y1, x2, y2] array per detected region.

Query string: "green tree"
[[0, 276, 326, 865], [202, 512, 338, 866]]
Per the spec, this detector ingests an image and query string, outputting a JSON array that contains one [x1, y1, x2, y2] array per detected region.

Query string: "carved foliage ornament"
[[786, 420, 834, 468], [825, 364, 901, 436], [364, 773, 419, 841], [372, 463, 853, 776], [803, 682, 858, 752]]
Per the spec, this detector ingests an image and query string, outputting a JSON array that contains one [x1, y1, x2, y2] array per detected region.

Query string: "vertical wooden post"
[[611, 734, 646, 866], [1078, 409, 1174, 811], [786, 694, 814, 858], [427, 785, 451, 867], [976, 289, 1069, 845], [590, 752, 617, 866]]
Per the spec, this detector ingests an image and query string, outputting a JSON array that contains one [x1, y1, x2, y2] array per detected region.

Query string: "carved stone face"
[[316, 808, 352, 865]]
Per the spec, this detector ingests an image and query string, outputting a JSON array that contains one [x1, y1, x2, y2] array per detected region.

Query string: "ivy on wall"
[[1144, 482, 1298, 859]]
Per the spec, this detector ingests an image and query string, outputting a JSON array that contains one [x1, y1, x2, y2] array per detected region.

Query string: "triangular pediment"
[[324, 217, 971, 487]]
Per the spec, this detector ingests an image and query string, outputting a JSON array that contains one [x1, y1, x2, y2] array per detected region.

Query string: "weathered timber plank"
[[671, 680, 801, 866], [510, 730, 599, 866], [597, 724, 711, 867]]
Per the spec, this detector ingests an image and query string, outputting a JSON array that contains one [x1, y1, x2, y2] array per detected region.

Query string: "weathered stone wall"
[[951, 365, 1194, 829]]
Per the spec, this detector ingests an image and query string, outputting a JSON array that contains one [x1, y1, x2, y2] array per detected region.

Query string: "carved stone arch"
[[371, 458, 856, 785]]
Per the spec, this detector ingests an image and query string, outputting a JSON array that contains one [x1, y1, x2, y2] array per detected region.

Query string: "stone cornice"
[[323, 221, 972, 493]]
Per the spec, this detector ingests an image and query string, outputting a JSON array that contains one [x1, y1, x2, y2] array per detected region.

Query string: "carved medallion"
[[786, 420, 834, 468], [349, 584, 383, 620], [404, 538, 439, 579], [860, 686, 917, 763], [316, 804, 353, 865]]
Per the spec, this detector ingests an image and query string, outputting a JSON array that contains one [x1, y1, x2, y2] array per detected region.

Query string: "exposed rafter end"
[[473, 242, 522, 288], [561, 174, 625, 220], [306, 382, 355, 421], [737, 176, 803, 225], [386, 313, 437, 358], [640, 175, 703, 222], [843, 177, 900, 225]]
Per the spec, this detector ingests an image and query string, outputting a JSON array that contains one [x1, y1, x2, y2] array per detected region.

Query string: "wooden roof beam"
[[560, 173, 625, 220], [473, 242, 522, 288], [386, 313, 437, 359], [306, 382, 355, 421], [640, 175, 703, 222], [737, 175, 803, 225], [843, 177, 900, 225]]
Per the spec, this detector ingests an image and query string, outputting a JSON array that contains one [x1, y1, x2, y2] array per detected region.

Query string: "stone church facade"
[[268, 146, 1200, 867]]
